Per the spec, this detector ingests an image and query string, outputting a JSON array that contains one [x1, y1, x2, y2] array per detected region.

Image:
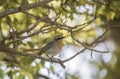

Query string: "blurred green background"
[[0, 0, 120, 79]]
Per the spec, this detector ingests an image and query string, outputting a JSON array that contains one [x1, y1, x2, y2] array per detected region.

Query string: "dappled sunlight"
[[0, 0, 120, 79]]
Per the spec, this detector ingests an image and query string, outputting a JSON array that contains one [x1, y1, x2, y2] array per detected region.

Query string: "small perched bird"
[[23, 36, 65, 56]]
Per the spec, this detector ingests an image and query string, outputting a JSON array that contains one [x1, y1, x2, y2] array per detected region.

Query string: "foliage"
[[0, 0, 120, 79]]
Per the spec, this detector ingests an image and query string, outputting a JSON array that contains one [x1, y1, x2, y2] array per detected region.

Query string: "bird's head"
[[54, 36, 65, 41]]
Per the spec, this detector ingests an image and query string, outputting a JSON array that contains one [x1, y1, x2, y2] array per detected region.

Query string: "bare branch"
[[72, 18, 96, 32], [23, 11, 71, 31], [17, 20, 40, 35], [63, 27, 109, 63]]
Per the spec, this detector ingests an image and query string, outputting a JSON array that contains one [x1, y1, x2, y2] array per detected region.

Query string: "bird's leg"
[[50, 56, 54, 64], [46, 55, 54, 63]]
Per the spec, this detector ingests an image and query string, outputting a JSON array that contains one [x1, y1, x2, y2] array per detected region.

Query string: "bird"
[[23, 36, 65, 57]]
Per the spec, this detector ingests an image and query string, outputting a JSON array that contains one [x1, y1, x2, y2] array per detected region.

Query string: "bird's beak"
[[61, 37, 65, 39]]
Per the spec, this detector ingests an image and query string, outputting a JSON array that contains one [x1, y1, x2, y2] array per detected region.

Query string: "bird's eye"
[[56, 37, 61, 40]]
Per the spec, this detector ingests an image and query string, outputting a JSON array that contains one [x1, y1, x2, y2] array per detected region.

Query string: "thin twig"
[[62, 27, 109, 63]]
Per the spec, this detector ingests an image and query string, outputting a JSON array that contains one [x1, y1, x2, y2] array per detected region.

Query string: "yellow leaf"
[[96, 5, 105, 16], [27, 73, 33, 79], [106, 11, 115, 21], [15, 13, 25, 21], [79, 0, 88, 5], [96, 18, 102, 25], [8, 15, 15, 22]]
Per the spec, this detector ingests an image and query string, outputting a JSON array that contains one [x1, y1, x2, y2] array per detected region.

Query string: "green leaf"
[[50, 66, 54, 73], [0, 69, 4, 79], [40, 60, 45, 65], [71, 75, 79, 79], [27, 73, 33, 79], [19, 57, 35, 66], [27, 41, 34, 48]]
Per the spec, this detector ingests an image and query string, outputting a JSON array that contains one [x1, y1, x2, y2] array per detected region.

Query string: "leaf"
[[27, 73, 33, 79], [14, 13, 26, 22], [19, 57, 35, 66], [6, 16, 11, 24], [8, 15, 15, 22], [27, 41, 34, 48], [96, 5, 106, 16], [106, 11, 116, 21], [0, 69, 4, 79], [50, 66, 54, 73], [95, 18, 102, 25], [71, 75, 79, 79], [40, 60, 45, 66], [78, 0, 88, 5]]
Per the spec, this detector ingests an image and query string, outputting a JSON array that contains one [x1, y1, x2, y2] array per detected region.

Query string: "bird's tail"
[[22, 48, 41, 52]]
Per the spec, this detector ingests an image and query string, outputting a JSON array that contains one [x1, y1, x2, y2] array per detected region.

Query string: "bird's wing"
[[39, 40, 55, 54]]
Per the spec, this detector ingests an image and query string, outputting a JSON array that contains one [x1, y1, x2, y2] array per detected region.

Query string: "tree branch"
[[0, 44, 65, 68], [62, 27, 109, 63], [0, 0, 52, 18]]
